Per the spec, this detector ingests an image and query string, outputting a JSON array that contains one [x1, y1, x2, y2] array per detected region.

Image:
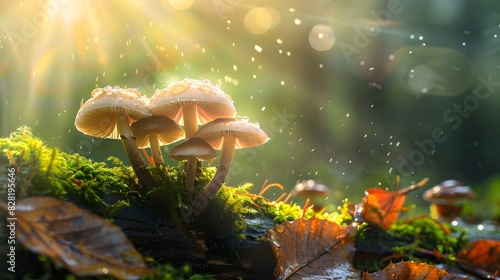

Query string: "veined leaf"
[[0, 196, 151, 279], [457, 239, 500, 279], [267, 217, 359, 279]]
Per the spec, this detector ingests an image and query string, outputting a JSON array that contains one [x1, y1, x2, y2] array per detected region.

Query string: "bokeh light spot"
[[244, 7, 280, 35], [309, 25, 335, 51], [168, 0, 194, 10]]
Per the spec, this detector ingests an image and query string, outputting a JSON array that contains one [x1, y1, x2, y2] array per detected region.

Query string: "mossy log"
[[108, 193, 277, 279]]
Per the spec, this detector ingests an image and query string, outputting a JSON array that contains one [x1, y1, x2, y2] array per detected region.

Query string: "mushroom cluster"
[[75, 79, 269, 221]]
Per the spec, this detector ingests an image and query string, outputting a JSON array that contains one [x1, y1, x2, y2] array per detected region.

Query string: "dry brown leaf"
[[266, 217, 360, 280], [362, 261, 464, 280], [0, 196, 151, 279], [457, 239, 500, 279]]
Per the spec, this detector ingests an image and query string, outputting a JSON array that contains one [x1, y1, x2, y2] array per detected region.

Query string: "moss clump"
[[354, 217, 469, 271], [0, 126, 73, 198], [145, 163, 216, 209], [1, 127, 133, 212], [263, 199, 352, 225], [198, 183, 260, 240], [390, 217, 468, 263]]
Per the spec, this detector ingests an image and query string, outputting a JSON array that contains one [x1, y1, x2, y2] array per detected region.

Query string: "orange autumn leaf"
[[361, 177, 428, 230], [362, 261, 466, 280], [457, 239, 500, 279]]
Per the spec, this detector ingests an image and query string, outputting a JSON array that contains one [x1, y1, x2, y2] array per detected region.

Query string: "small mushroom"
[[291, 180, 329, 198], [169, 137, 217, 205], [74, 86, 155, 188], [131, 116, 184, 165], [189, 117, 269, 217], [423, 180, 476, 221], [291, 180, 329, 211]]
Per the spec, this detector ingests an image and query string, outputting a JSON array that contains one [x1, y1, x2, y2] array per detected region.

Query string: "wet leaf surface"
[[361, 178, 428, 230], [266, 217, 359, 279], [457, 239, 500, 279], [0, 196, 151, 279], [361, 261, 467, 280]]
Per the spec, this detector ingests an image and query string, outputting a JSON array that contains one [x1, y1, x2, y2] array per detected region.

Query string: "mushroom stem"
[[148, 132, 164, 165], [182, 104, 198, 138], [115, 114, 156, 188], [184, 157, 197, 205], [192, 137, 236, 213], [182, 104, 199, 204]]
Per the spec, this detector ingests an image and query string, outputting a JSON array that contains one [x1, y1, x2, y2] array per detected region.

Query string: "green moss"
[[0, 127, 131, 213], [354, 217, 469, 271], [199, 183, 259, 240], [143, 263, 215, 280], [263, 199, 352, 224], [389, 217, 468, 263], [0, 126, 73, 197]]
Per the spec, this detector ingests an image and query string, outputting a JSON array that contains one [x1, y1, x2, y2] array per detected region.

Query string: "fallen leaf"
[[361, 177, 428, 230], [0, 196, 151, 279], [266, 217, 360, 279], [361, 261, 463, 280], [457, 239, 500, 279]]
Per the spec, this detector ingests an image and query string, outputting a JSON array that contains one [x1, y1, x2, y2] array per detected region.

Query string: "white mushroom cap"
[[75, 86, 151, 138], [74, 86, 155, 187], [148, 78, 236, 138], [193, 117, 269, 150], [169, 137, 217, 161], [190, 117, 269, 205], [170, 137, 217, 205], [131, 116, 185, 148]]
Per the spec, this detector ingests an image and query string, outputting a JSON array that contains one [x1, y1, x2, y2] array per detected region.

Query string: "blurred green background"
[[1, 0, 500, 217]]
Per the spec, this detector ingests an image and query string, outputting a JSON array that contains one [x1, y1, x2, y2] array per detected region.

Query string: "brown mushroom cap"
[[291, 180, 329, 197], [423, 180, 476, 203], [75, 86, 151, 138], [148, 78, 236, 138], [169, 137, 217, 161], [131, 116, 185, 148]]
